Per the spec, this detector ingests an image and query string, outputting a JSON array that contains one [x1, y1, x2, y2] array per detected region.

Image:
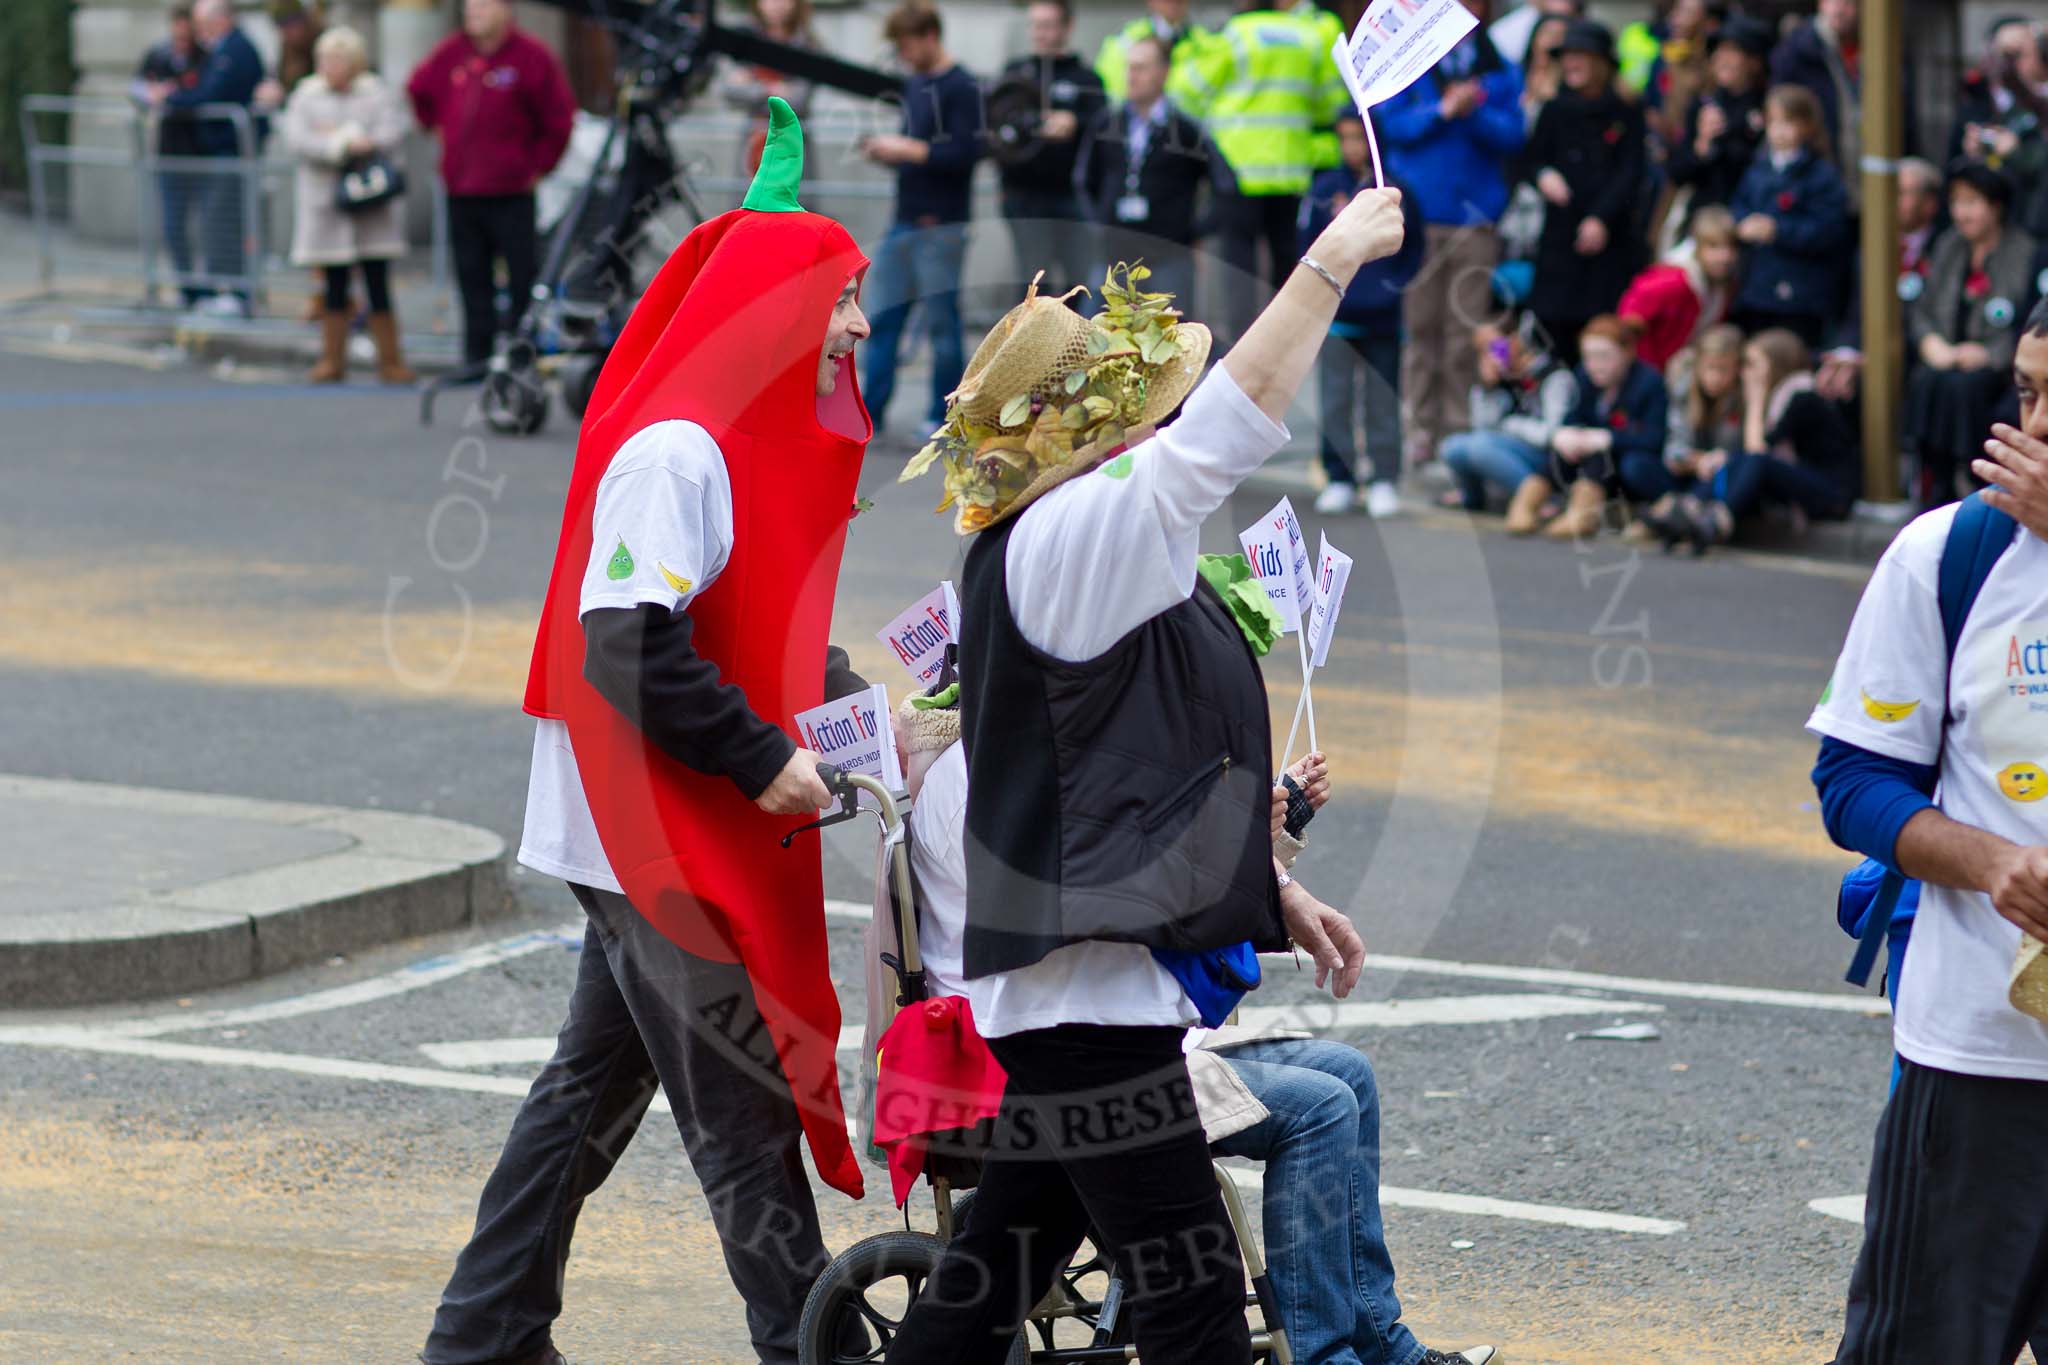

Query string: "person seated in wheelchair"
[[889, 686, 1500, 1365]]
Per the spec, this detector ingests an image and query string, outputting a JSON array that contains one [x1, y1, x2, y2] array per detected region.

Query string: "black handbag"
[[334, 152, 404, 213]]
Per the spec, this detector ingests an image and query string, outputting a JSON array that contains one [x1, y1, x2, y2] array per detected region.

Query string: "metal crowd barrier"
[[17, 92, 1006, 322], [22, 94, 274, 309]]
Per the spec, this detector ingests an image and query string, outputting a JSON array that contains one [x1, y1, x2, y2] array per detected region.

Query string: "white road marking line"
[[417, 996, 1665, 1071], [1226, 1168, 1686, 1236], [1353, 954, 1886, 1016], [2, 1025, 1681, 1236], [1809, 1195, 1865, 1225], [14, 904, 1877, 1050], [823, 899, 1885, 1015], [2, 1027, 674, 1117], [417, 1038, 560, 1069], [71, 922, 586, 1040], [1235, 995, 1662, 1031]]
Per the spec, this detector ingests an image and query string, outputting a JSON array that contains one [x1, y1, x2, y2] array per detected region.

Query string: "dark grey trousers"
[[422, 882, 830, 1364]]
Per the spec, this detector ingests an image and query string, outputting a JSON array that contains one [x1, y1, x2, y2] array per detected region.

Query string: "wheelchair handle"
[[777, 763, 903, 847]]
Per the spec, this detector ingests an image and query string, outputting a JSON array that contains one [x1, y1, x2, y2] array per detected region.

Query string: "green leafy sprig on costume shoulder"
[[1195, 553, 1285, 657], [899, 263, 1186, 532]]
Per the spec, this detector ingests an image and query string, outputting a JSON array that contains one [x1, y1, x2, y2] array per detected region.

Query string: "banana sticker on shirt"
[[1859, 689, 1921, 724]]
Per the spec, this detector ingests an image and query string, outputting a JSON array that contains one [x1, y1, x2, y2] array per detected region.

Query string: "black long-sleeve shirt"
[[582, 604, 867, 800]]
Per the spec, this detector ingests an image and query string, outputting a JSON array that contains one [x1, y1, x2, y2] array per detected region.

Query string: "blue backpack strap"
[[1846, 871, 1902, 987], [1939, 493, 2018, 660], [1843, 495, 2015, 990]]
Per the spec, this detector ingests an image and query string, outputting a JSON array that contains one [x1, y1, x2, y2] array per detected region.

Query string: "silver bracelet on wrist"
[[1275, 870, 1295, 890], [1298, 255, 1346, 298]]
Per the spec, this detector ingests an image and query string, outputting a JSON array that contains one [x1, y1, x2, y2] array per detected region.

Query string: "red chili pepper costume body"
[[522, 158, 872, 1198]]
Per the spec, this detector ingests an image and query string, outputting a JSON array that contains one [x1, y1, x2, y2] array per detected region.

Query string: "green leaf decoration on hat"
[[1195, 553, 1284, 657], [909, 682, 959, 711], [741, 96, 805, 213]]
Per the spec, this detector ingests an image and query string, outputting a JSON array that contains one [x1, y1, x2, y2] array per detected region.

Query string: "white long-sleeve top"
[[958, 364, 1292, 1038]]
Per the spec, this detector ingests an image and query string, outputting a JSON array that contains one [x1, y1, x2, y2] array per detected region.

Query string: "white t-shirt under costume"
[[517, 421, 736, 893], [953, 365, 1291, 1037], [1807, 504, 2048, 1080], [911, 741, 1196, 1038]]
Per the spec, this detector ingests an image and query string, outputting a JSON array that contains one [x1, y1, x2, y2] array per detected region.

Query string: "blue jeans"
[[1212, 1038, 1422, 1365], [862, 219, 967, 434], [1556, 449, 1675, 503], [157, 170, 204, 303], [1439, 428, 1546, 510]]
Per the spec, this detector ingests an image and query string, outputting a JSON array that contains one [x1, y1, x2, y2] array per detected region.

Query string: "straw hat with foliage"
[[899, 262, 1211, 535]]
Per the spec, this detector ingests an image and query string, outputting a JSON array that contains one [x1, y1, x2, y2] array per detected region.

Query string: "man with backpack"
[[1808, 296, 2048, 1362]]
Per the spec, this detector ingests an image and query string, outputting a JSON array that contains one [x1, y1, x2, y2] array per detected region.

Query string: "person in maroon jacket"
[[407, 0, 576, 365]]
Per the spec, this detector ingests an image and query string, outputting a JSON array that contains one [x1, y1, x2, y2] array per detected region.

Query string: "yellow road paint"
[[0, 555, 1835, 863], [0, 1110, 1823, 1362]]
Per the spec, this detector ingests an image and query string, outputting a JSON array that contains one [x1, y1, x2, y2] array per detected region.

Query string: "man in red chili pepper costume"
[[423, 98, 874, 1365]]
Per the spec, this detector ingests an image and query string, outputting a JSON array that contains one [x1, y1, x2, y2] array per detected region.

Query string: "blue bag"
[[1151, 941, 1262, 1028], [1838, 493, 2016, 987]]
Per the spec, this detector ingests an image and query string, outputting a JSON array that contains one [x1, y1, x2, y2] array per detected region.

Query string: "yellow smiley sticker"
[[1999, 761, 2048, 803], [1860, 690, 1922, 724]]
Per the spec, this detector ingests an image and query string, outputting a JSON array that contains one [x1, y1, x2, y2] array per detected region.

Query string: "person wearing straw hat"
[[425, 99, 872, 1365], [887, 187, 1403, 1365]]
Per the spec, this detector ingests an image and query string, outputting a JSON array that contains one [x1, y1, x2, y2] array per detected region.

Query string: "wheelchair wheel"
[[951, 1190, 1131, 1351], [481, 365, 550, 435], [796, 1229, 1027, 1365]]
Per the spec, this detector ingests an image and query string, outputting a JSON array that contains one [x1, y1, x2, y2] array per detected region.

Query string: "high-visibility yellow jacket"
[[1181, 3, 1350, 198], [1092, 16, 1227, 108]]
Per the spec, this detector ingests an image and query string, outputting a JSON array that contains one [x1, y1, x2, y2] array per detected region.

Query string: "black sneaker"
[[1421, 1348, 1500, 1365]]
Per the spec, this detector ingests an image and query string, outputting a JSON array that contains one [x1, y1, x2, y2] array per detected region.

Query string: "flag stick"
[[1363, 106, 1385, 188], [1282, 683, 1309, 768], [1296, 625, 1318, 755]]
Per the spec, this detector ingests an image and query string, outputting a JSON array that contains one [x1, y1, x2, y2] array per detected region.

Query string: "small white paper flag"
[[1239, 523, 1301, 633], [794, 683, 903, 792], [1335, 0, 1479, 111], [1260, 495, 1316, 624], [875, 582, 956, 688], [1307, 533, 1354, 668]]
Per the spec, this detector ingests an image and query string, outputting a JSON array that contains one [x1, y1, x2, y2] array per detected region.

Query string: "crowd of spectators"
[[846, 0, 2048, 546], [121, 0, 2048, 540]]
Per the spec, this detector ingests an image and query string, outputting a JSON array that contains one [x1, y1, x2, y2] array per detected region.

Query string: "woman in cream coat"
[[282, 26, 412, 383]]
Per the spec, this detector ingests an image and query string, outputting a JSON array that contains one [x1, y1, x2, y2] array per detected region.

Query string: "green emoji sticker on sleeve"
[[1101, 450, 1134, 480], [606, 537, 635, 581]]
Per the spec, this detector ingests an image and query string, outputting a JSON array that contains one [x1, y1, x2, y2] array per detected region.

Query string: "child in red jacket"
[[1617, 205, 1739, 372]]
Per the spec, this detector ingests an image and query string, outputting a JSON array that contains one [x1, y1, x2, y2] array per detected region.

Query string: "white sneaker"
[[1365, 481, 1403, 518], [1314, 481, 1357, 514]]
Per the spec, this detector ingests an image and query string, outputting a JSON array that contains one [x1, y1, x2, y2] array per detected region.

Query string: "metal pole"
[[135, 105, 161, 307], [25, 137, 55, 295], [1859, 0, 1903, 504]]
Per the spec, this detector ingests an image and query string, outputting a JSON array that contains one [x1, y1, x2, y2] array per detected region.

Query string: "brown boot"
[[1544, 477, 1608, 540], [367, 311, 416, 385], [1503, 474, 1553, 535], [306, 310, 349, 383]]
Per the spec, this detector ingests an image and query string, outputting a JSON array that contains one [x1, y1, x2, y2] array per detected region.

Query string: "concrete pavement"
[[0, 774, 510, 1007]]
